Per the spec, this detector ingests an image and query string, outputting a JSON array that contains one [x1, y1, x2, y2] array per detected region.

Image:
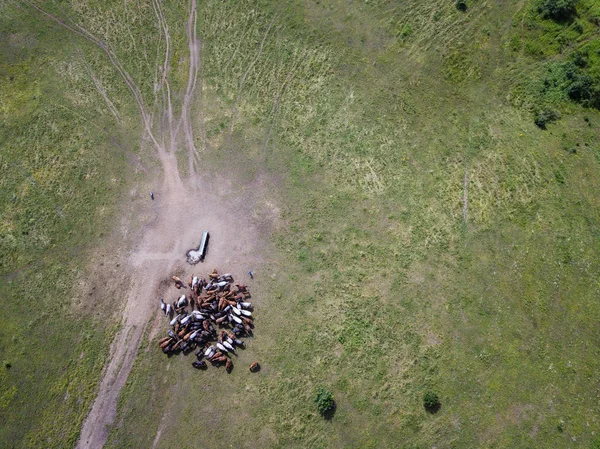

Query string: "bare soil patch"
[[62, 1, 272, 447], [76, 156, 268, 449]]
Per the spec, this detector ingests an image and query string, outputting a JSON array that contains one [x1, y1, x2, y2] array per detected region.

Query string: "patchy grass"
[[0, 4, 146, 448], [4, 0, 600, 448], [101, 1, 600, 448]]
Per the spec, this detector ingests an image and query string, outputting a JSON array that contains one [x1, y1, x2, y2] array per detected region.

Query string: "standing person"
[[248, 271, 253, 279], [150, 191, 154, 200]]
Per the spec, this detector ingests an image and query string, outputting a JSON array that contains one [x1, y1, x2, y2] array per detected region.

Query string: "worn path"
[[20, 1, 263, 448]]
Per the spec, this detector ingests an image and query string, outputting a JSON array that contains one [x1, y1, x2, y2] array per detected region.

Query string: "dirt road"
[[74, 2, 265, 449], [18, 1, 265, 448], [76, 154, 263, 449]]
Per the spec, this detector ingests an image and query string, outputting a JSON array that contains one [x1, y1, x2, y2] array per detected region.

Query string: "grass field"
[[2, 0, 600, 448], [0, 2, 155, 447]]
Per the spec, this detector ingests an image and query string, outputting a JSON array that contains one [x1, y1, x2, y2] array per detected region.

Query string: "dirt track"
[[18, 2, 271, 447], [16, 1, 264, 448], [73, 2, 264, 448], [76, 156, 263, 449]]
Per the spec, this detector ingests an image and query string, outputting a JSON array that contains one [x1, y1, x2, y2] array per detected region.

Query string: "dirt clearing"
[[77, 161, 266, 449], [42, 1, 271, 447]]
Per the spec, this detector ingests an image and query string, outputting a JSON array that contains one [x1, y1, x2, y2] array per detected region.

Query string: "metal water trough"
[[199, 230, 209, 260], [186, 230, 210, 265]]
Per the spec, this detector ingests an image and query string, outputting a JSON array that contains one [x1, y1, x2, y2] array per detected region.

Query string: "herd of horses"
[[158, 268, 259, 373]]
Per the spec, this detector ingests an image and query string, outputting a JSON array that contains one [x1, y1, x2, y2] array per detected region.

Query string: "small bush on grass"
[[423, 390, 441, 413], [535, 109, 560, 129], [315, 387, 335, 415], [455, 0, 467, 12]]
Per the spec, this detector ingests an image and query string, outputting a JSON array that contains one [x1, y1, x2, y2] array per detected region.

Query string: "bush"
[[567, 72, 597, 103], [538, 61, 600, 109], [314, 387, 335, 414], [455, 0, 467, 12], [423, 390, 441, 411], [537, 0, 578, 21], [535, 109, 560, 129], [562, 60, 600, 107], [571, 51, 588, 68]]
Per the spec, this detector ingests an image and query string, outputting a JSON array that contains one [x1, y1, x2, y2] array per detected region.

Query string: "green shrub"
[[567, 71, 597, 103], [537, 0, 578, 21], [565, 62, 599, 106], [423, 390, 441, 411], [399, 24, 413, 38], [314, 387, 335, 414], [535, 109, 560, 129], [455, 0, 467, 12], [538, 61, 600, 108], [571, 51, 588, 68]]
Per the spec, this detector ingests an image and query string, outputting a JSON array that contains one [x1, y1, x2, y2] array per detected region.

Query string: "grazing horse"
[[222, 341, 236, 353], [177, 295, 188, 308], [172, 276, 185, 288], [209, 351, 223, 361], [159, 339, 173, 349], [211, 355, 227, 365]]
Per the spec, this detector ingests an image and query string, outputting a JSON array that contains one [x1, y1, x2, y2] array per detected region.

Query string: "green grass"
[[0, 4, 151, 448], [3, 0, 600, 448], [101, 1, 600, 448], [508, 0, 600, 113]]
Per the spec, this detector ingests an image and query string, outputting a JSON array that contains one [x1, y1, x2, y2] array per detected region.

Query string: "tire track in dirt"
[[78, 49, 122, 124], [18, 0, 162, 152], [151, 0, 176, 151], [76, 154, 190, 449], [17, 2, 254, 449], [180, 0, 201, 175]]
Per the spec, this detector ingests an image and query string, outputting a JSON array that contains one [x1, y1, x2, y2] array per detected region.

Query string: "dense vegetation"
[[537, 0, 578, 21], [512, 0, 600, 121]]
